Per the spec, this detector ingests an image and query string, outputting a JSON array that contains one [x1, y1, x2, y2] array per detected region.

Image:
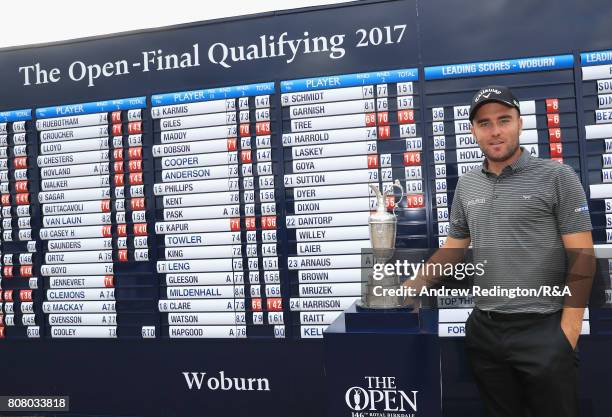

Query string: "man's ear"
[[518, 115, 523, 137]]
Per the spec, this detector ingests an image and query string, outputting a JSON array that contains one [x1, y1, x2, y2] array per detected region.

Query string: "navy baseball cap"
[[469, 85, 521, 122]]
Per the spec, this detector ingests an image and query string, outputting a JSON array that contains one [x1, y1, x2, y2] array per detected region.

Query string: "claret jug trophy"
[[359, 179, 407, 309]]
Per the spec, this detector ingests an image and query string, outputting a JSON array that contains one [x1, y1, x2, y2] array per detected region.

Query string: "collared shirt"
[[448, 148, 592, 313]]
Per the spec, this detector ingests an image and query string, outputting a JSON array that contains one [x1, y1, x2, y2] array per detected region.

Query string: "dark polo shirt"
[[449, 148, 592, 313]]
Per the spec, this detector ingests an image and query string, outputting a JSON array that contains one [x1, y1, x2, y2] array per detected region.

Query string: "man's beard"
[[483, 141, 520, 163]]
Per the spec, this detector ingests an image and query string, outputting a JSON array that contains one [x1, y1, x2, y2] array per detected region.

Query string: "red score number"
[[19, 290, 32, 302], [128, 147, 142, 159], [131, 198, 145, 211], [245, 216, 256, 231], [114, 174, 125, 186], [14, 157, 27, 169], [239, 123, 250, 137], [3, 267, 13, 278], [15, 181, 28, 193], [406, 194, 425, 209], [118, 249, 128, 262], [267, 298, 283, 311], [252, 298, 262, 312], [129, 159, 142, 172], [20, 265, 32, 277], [367, 155, 379, 168], [256, 122, 270, 135], [548, 128, 562, 143], [133, 223, 147, 236], [230, 217, 241, 232], [403, 151, 421, 166], [15, 193, 28, 205], [111, 111, 121, 123], [101, 200, 111, 212], [104, 275, 114, 288], [385, 195, 396, 210], [227, 138, 237, 151], [128, 121, 142, 134], [546, 113, 560, 128], [377, 112, 389, 126], [117, 224, 128, 237], [378, 126, 390, 140], [365, 113, 377, 127], [240, 150, 252, 163], [545, 98, 559, 113], [398, 110, 415, 124], [129, 172, 143, 185], [261, 216, 277, 230], [550, 143, 563, 158], [112, 124, 122, 136]]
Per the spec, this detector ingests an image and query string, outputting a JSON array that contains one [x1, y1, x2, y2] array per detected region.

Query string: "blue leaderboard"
[[0, 54, 609, 340]]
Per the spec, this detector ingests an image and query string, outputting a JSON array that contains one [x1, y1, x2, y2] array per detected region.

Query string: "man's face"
[[470, 102, 523, 163]]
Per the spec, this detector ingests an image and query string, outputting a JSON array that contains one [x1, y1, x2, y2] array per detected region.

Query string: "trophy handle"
[[390, 179, 404, 214]]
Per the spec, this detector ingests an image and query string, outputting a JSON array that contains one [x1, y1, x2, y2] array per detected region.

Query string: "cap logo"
[[474, 88, 502, 103]]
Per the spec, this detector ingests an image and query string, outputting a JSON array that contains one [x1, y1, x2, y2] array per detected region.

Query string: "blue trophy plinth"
[[323, 302, 442, 417]]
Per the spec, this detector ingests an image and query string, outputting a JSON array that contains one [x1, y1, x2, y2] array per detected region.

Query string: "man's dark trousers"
[[465, 308, 579, 417]]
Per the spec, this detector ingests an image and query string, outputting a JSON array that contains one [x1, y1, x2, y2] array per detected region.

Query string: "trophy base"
[[355, 300, 412, 311], [344, 302, 420, 332]]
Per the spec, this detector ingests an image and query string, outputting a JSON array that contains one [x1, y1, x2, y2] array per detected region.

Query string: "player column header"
[[36, 96, 147, 119], [280, 68, 418, 93], [151, 82, 275, 106]]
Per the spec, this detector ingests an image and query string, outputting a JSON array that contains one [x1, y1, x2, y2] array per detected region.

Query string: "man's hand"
[[561, 312, 582, 349], [400, 236, 471, 305], [560, 230, 595, 349]]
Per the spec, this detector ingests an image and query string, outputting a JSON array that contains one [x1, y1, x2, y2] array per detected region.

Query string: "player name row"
[[153, 212, 368, 235], [35, 111, 142, 131], [22, 233, 358, 257], [39, 242, 278, 261], [0, 325, 253, 339], [281, 98, 413, 119], [7, 285, 279, 301], [37, 257, 282, 276], [151, 96, 271, 120], [36, 122, 143, 143], [37, 217, 276, 240], [154, 108, 271, 131], [281, 83, 415, 106], [159, 297, 356, 312], [0, 312, 290, 327], [0, 270, 283, 290], [39, 193, 276, 217], [429, 101, 538, 122], [286, 114, 416, 133], [6, 296, 356, 313]]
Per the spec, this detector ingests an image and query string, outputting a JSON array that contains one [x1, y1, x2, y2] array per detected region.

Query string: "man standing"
[[425, 86, 593, 416]]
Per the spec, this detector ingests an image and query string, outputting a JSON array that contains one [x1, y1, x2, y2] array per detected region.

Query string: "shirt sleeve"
[[554, 164, 592, 235], [448, 179, 470, 239]]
